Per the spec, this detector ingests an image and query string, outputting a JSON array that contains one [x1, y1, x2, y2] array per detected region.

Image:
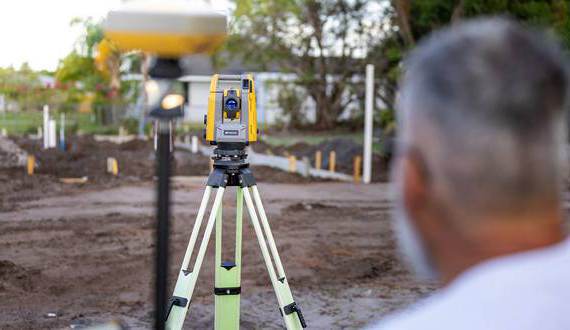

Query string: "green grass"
[[0, 112, 381, 154], [0, 111, 121, 135], [0, 111, 43, 134]]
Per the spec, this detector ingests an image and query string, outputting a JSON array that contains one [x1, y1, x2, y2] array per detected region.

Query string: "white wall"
[[185, 77, 211, 123], [180, 72, 374, 126]]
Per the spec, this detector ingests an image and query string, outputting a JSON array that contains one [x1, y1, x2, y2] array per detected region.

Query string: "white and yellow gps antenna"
[[103, 0, 228, 120], [103, 0, 227, 57]]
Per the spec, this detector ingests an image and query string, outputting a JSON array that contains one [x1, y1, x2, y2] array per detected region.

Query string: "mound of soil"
[[0, 136, 27, 168], [253, 138, 389, 182], [13, 136, 314, 183], [13, 136, 157, 181], [0, 136, 316, 211]]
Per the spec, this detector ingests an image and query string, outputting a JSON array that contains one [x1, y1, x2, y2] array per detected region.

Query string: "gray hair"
[[397, 18, 569, 218]]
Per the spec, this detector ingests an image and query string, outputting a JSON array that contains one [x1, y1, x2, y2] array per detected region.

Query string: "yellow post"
[[107, 157, 119, 176], [111, 158, 119, 176], [288, 155, 297, 173], [329, 151, 336, 173], [26, 155, 35, 175], [315, 151, 322, 170], [353, 156, 362, 183]]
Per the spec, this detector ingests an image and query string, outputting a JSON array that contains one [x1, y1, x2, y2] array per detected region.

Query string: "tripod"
[[165, 145, 306, 330]]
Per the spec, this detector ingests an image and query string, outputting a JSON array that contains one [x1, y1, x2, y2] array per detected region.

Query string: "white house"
[[126, 55, 374, 128]]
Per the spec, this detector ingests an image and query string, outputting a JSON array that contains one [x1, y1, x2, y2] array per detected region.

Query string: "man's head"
[[393, 18, 569, 282]]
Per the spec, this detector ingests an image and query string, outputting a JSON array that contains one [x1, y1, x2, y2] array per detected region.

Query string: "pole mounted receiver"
[[103, 0, 228, 119], [102, 2, 228, 330], [103, 0, 227, 58]]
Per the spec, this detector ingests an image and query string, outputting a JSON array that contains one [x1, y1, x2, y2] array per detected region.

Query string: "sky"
[[0, 0, 123, 71], [0, 0, 229, 72]]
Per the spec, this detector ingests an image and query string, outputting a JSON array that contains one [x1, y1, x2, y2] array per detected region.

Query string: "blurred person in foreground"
[[372, 18, 570, 329]]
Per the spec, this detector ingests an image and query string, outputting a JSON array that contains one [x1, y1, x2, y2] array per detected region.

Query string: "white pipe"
[[43, 105, 49, 149], [191, 135, 198, 154], [48, 120, 57, 148], [363, 64, 374, 184]]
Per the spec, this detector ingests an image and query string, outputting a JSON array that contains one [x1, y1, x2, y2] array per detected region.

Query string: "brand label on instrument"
[[223, 130, 239, 136]]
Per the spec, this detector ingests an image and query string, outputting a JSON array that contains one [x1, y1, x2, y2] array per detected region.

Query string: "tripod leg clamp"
[[214, 286, 241, 295], [165, 296, 188, 321], [207, 168, 229, 188], [281, 302, 307, 328], [239, 168, 256, 187]]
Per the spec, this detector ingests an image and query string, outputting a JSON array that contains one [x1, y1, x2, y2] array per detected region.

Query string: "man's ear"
[[401, 149, 431, 221]]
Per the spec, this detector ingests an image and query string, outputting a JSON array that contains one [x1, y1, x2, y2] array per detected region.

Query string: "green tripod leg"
[[214, 187, 243, 330], [165, 186, 226, 330], [242, 186, 306, 329]]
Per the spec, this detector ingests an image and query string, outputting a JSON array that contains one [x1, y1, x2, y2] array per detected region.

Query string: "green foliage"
[[379, 108, 395, 129], [374, 0, 570, 131], [120, 117, 140, 135], [0, 111, 104, 135], [276, 84, 307, 129], [56, 52, 98, 84], [70, 17, 105, 57], [0, 63, 54, 111], [52, 18, 141, 123], [219, 0, 384, 129], [405, 0, 570, 46]]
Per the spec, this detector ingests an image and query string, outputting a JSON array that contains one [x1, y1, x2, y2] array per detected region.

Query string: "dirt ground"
[[0, 136, 434, 329], [0, 177, 436, 329]]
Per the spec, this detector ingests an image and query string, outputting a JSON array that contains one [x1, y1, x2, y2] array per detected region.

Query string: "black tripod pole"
[[155, 120, 172, 330]]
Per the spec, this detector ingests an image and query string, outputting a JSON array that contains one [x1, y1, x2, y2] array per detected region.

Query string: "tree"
[[0, 63, 53, 112], [221, 0, 569, 130], [392, 0, 570, 46], [373, 0, 570, 124], [55, 18, 140, 123], [220, 0, 385, 129]]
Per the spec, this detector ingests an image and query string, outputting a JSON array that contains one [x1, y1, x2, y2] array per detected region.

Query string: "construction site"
[[2, 1, 569, 329], [0, 133, 435, 329]]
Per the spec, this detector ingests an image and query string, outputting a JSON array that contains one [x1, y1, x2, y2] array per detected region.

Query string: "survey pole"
[[363, 64, 374, 184]]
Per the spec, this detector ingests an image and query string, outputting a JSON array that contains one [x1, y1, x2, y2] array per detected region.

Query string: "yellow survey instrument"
[[205, 74, 258, 145]]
